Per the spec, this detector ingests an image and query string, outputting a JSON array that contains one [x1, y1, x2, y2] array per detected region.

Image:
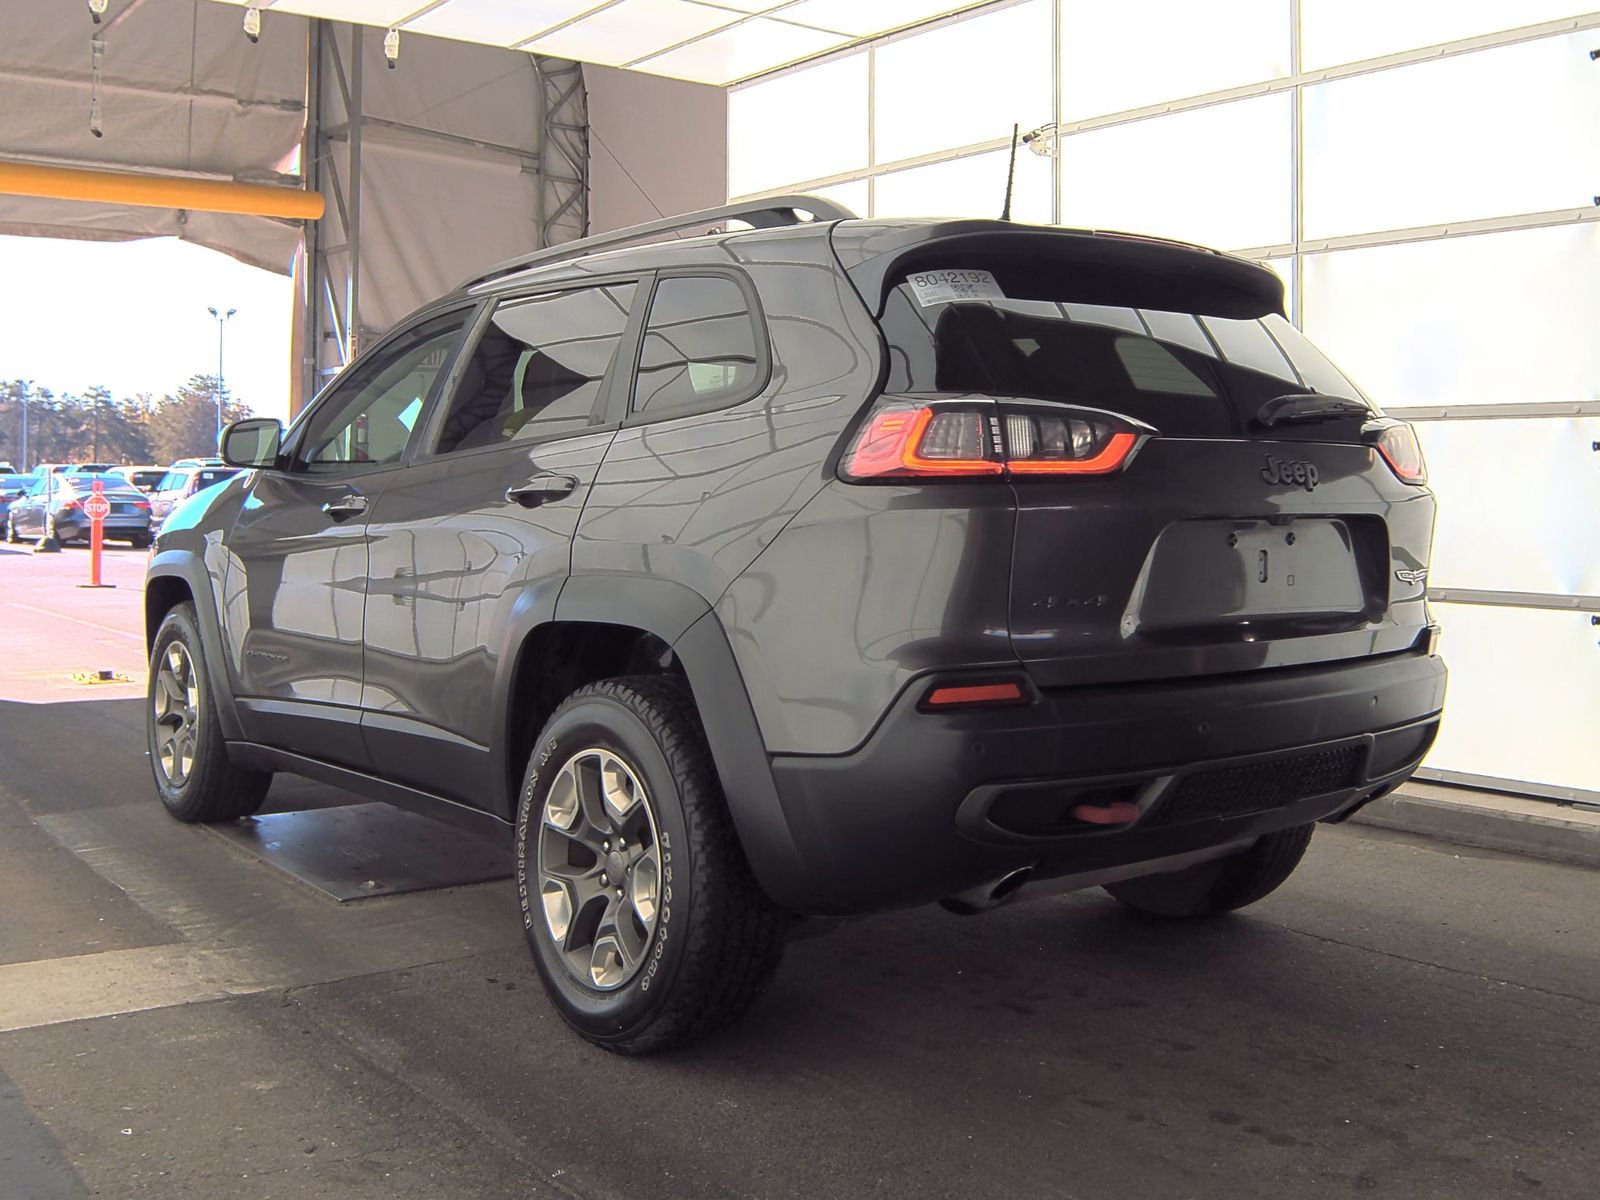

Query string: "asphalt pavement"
[[2, 542, 1598, 1199]]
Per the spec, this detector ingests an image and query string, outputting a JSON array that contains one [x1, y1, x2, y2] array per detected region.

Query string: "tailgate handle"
[[506, 474, 578, 507]]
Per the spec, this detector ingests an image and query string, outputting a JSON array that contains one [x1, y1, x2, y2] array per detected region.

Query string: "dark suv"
[[144, 197, 1445, 1053]]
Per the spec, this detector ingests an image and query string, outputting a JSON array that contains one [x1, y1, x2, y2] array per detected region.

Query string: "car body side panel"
[[572, 226, 885, 618], [361, 431, 617, 806], [716, 481, 1020, 756]]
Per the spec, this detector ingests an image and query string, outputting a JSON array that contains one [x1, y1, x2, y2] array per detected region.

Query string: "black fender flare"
[[507, 573, 813, 912], [145, 549, 245, 741]]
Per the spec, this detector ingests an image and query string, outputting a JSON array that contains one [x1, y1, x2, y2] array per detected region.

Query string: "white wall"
[[586, 65, 727, 233]]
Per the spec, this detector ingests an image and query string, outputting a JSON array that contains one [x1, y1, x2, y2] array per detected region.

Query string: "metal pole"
[[346, 24, 363, 361], [19, 389, 27, 472], [301, 18, 323, 411], [216, 317, 225, 440]]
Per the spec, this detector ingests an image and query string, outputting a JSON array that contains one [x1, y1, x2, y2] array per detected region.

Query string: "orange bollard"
[[78, 479, 115, 590]]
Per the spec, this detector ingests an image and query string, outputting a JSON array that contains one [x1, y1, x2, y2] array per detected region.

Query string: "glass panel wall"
[[1302, 223, 1600, 410], [727, 52, 867, 198], [1058, 94, 1291, 251], [1300, 0, 1597, 70], [1060, 0, 1290, 119], [1303, 33, 1600, 238], [873, 2, 1053, 164], [1426, 603, 1600, 795]]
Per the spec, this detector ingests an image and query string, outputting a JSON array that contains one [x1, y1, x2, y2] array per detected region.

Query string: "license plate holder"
[[1131, 518, 1367, 632]]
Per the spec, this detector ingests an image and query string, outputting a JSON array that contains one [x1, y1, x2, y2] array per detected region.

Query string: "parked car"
[[6, 471, 152, 546], [0, 461, 18, 474], [0, 472, 37, 526], [123, 466, 168, 493], [172, 457, 227, 468], [143, 199, 1446, 1054], [148, 466, 242, 528]]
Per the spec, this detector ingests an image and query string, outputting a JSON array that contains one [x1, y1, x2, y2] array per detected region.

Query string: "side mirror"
[[220, 418, 283, 469]]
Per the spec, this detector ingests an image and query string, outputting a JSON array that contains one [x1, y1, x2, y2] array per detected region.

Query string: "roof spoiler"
[[461, 194, 858, 291]]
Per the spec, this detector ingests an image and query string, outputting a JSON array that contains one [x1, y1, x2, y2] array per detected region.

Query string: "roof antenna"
[[999, 123, 1019, 221]]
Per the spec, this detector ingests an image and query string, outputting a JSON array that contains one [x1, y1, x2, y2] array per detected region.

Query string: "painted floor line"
[[0, 944, 270, 1033], [5, 602, 145, 640]]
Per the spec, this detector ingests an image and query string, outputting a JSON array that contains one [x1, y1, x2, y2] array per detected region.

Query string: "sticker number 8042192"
[[905, 268, 1006, 307]]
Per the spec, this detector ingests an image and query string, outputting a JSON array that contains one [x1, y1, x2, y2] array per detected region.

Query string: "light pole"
[[207, 306, 237, 445]]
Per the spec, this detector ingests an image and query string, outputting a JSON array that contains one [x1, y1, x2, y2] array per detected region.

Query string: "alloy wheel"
[[152, 640, 201, 787], [537, 747, 663, 991]]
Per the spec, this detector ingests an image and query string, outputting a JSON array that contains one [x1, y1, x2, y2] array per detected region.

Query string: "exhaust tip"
[[940, 866, 1033, 915]]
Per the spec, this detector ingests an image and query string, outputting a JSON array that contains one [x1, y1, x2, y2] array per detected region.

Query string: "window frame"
[[411, 273, 648, 463], [280, 300, 483, 474], [621, 267, 772, 428]]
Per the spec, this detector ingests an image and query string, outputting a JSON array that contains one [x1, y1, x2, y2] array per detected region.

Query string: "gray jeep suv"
[[143, 197, 1446, 1053]]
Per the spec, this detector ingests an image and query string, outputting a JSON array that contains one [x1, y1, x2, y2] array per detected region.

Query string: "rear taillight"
[[1368, 420, 1427, 485], [131, 499, 151, 509], [843, 399, 1149, 482]]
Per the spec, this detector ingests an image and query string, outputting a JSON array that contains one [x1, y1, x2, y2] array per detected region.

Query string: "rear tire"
[[1104, 824, 1314, 918], [516, 676, 786, 1054], [128, 533, 151, 550], [147, 602, 272, 822]]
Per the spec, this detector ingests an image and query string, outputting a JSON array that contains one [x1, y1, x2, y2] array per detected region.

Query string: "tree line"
[[0, 377, 253, 470]]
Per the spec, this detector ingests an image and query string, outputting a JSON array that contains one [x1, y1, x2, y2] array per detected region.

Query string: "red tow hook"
[[1071, 802, 1141, 826]]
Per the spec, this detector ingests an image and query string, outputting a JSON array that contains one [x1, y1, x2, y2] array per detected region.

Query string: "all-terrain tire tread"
[[151, 603, 272, 823], [551, 675, 786, 1055]]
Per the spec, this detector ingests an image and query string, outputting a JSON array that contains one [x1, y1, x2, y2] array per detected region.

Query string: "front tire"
[[1104, 824, 1314, 918], [147, 602, 272, 822], [516, 676, 786, 1054]]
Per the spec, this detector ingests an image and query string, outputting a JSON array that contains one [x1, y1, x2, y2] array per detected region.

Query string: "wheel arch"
[[496, 573, 812, 911], [145, 551, 245, 740]]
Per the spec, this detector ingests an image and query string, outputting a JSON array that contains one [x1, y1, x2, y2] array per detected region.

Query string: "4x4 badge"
[[1395, 567, 1428, 585], [1260, 455, 1319, 491]]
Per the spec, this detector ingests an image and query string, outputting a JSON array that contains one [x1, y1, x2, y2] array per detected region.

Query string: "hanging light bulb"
[[87, 0, 109, 23], [243, 5, 262, 43], [384, 27, 400, 69]]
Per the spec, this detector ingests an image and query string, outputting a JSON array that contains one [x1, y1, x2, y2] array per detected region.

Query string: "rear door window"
[[433, 283, 637, 454], [631, 275, 764, 420]]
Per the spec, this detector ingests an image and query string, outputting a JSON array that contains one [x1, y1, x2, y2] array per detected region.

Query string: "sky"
[[0, 235, 295, 423]]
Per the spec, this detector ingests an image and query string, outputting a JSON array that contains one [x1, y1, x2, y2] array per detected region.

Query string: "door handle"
[[321, 493, 368, 520], [505, 474, 579, 507]]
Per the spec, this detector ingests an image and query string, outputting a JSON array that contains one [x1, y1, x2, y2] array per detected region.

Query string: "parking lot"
[[0, 543, 1593, 1198]]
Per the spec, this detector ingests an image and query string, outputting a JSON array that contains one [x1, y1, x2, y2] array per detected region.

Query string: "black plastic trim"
[[227, 742, 513, 845]]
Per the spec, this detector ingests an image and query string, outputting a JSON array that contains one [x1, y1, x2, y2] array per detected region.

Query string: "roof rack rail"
[[461, 194, 858, 291]]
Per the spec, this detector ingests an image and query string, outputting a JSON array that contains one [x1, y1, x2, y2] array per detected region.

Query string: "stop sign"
[[83, 491, 111, 521]]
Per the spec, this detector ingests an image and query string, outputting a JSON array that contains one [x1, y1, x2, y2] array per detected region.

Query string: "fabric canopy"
[[0, 0, 310, 271]]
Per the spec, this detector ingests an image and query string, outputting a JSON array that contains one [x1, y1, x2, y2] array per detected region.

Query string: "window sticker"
[[906, 268, 1006, 306]]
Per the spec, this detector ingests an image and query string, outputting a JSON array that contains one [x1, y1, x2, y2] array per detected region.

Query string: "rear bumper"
[[762, 649, 1446, 915]]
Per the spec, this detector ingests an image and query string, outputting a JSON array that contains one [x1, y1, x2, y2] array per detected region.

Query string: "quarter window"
[[632, 276, 763, 419], [434, 284, 637, 455]]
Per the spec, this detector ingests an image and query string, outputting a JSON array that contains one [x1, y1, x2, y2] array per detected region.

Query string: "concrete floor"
[[3, 543, 1599, 1198]]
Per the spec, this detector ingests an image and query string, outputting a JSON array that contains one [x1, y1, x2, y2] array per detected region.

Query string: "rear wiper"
[[1254, 393, 1370, 429]]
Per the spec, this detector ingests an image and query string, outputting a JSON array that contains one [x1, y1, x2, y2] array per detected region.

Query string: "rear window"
[[194, 468, 238, 490], [876, 269, 1368, 437]]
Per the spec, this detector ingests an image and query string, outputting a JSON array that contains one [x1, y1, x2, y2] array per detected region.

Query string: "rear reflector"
[[922, 681, 1026, 708]]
